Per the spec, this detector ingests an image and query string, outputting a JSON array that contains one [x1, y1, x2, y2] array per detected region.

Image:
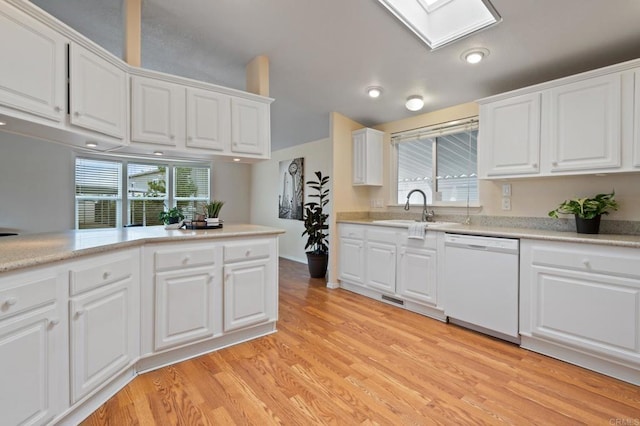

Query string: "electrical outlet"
[[502, 183, 512, 197], [502, 197, 511, 211]]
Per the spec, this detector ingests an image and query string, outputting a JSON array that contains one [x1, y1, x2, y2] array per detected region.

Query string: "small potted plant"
[[158, 206, 185, 225], [204, 200, 225, 220], [548, 190, 618, 234], [301, 171, 330, 278]]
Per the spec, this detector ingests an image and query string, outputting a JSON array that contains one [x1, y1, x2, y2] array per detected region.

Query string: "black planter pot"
[[575, 214, 601, 234], [306, 252, 328, 278]]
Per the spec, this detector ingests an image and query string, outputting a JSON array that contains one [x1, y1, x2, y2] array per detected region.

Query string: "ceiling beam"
[[123, 0, 141, 67], [246, 55, 270, 97]]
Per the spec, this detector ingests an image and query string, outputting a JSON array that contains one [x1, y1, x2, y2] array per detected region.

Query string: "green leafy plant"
[[158, 206, 185, 225], [548, 191, 619, 219], [302, 171, 330, 255], [203, 200, 225, 218]]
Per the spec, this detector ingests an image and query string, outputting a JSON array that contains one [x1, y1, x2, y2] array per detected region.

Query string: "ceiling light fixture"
[[462, 47, 490, 64], [405, 95, 425, 111], [85, 142, 98, 148], [233, 158, 241, 162], [0, 121, 6, 126], [366, 86, 383, 98], [153, 151, 164, 156]]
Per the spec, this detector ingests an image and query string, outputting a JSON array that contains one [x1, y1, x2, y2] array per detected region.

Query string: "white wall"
[[0, 133, 75, 234], [0, 132, 251, 234], [250, 138, 332, 263]]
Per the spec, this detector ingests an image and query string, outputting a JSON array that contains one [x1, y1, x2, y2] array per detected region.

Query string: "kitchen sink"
[[371, 219, 460, 228]]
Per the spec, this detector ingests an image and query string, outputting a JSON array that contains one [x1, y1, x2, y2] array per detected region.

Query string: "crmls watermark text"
[[609, 418, 640, 426]]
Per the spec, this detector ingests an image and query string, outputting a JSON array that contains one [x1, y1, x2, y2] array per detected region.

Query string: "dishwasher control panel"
[[444, 233, 519, 253]]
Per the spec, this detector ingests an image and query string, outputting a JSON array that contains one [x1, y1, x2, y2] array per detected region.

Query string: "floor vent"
[[381, 295, 404, 305]]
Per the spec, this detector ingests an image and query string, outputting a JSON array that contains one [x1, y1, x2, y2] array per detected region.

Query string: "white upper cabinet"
[[231, 97, 270, 156], [131, 76, 184, 147], [69, 43, 127, 140], [352, 128, 384, 186], [186, 87, 231, 152], [478, 62, 638, 178], [546, 73, 622, 172], [0, 4, 66, 122], [478, 93, 541, 177]]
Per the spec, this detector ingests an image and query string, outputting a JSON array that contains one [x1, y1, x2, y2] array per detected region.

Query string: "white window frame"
[[74, 152, 212, 229], [389, 117, 479, 207]]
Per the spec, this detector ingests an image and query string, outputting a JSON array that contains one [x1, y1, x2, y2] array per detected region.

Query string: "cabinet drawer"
[[339, 224, 365, 240], [155, 247, 217, 271], [224, 241, 271, 263], [70, 256, 134, 295], [530, 243, 640, 280], [367, 228, 398, 244], [0, 277, 58, 320]]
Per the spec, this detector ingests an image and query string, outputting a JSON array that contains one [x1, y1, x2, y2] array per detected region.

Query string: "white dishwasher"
[[443, 233, 520, 343]]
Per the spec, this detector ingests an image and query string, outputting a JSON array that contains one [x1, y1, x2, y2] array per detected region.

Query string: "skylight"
[[377, 0, 501, 49]]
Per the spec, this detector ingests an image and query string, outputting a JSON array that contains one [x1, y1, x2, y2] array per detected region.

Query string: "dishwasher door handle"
[[466, 244, 488, 250]]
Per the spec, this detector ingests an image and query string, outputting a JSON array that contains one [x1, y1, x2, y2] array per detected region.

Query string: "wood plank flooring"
[[82, 258, 640, 425]]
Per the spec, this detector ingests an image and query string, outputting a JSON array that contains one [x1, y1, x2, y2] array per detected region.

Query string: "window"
[[75, 158, 122, 229], [75, 156, 211, 229], [394, 119, 478, 205]]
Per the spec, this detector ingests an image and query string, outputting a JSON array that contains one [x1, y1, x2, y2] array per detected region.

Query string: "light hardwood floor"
[[82, 258, 640, 425]]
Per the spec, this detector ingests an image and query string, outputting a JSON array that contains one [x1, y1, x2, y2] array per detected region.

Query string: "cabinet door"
[[186, 87, 231, 151], [231, 97, 269, 155], [0, 306, 61, 426], [634, 70, 640, 168], [223, 258, 273, 332], [365, 241, 396, 293], [548, 73, 622, 172], [338, 238, 365, 285], [397, 247, 437, 305], [479, 92, 541, 177], [131, 76, 184, 146], [154, 266, 217, 351], [69, 43, 127, 139], [352, 129, 383, 186], [0, 5, 66, 122], [70, 279, 136, 403]]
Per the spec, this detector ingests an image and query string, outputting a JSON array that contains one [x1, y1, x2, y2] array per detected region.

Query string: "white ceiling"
[[33, 0, 640, 151]]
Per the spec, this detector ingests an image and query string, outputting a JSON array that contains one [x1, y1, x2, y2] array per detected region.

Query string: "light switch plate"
[[502, 183, 512, 197]]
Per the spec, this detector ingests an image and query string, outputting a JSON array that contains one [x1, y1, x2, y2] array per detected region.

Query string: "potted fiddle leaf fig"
[[302, 171, 330, 278], [548, 190, 618, 234]]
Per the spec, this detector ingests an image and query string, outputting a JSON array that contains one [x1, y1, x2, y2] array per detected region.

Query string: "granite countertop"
[[338, 219, 640, 248], [0, 224, 285, 273]]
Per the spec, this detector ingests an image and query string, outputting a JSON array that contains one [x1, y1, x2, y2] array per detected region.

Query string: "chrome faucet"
[[404, 189, 435, 222]]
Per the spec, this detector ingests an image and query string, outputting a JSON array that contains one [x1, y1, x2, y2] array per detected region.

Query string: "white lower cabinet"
[[520, 239, 640, 385], [69, 250, 139, 403], [0, 268, 66, 426], [338, 223, 443, 320], [338, 225, 365, 286], [147, 242, 220, 352], [223, 239, 277, 332]]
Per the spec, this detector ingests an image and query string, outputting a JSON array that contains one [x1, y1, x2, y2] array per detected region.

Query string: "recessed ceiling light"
[[405, 95, 424, 111], [233, 158, 241, 162], [462, 48, 490, 64], [153, 151, 164, 156], [85, 142, 98, 148], [366, 86, 383, 98], [0, 120, 6, 126]]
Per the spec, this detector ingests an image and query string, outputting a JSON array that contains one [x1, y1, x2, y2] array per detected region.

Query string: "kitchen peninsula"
[[0, 224, 284, 426]]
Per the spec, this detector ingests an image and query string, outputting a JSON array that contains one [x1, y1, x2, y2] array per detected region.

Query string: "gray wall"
[[0, 132, 251, 234]]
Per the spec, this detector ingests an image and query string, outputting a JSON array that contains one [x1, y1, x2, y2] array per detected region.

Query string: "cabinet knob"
[[182, 256, 190, 264], [103, 271, 111, 280], [209, 274, 215, 283], [49, 318, 60, 327], [76, 309, 86, 317], [582, 259, 591, 268], [74, 111, 81, 117], [187, 136, 193, 141], [233, 142, 238, 147], [4, 297, 17, 307], [532, 163, 538, 168], [245, 249, 251, 257], [551, 161, 558, 166], [54, 106, 62, 112], [170, 134, 175, 140]]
